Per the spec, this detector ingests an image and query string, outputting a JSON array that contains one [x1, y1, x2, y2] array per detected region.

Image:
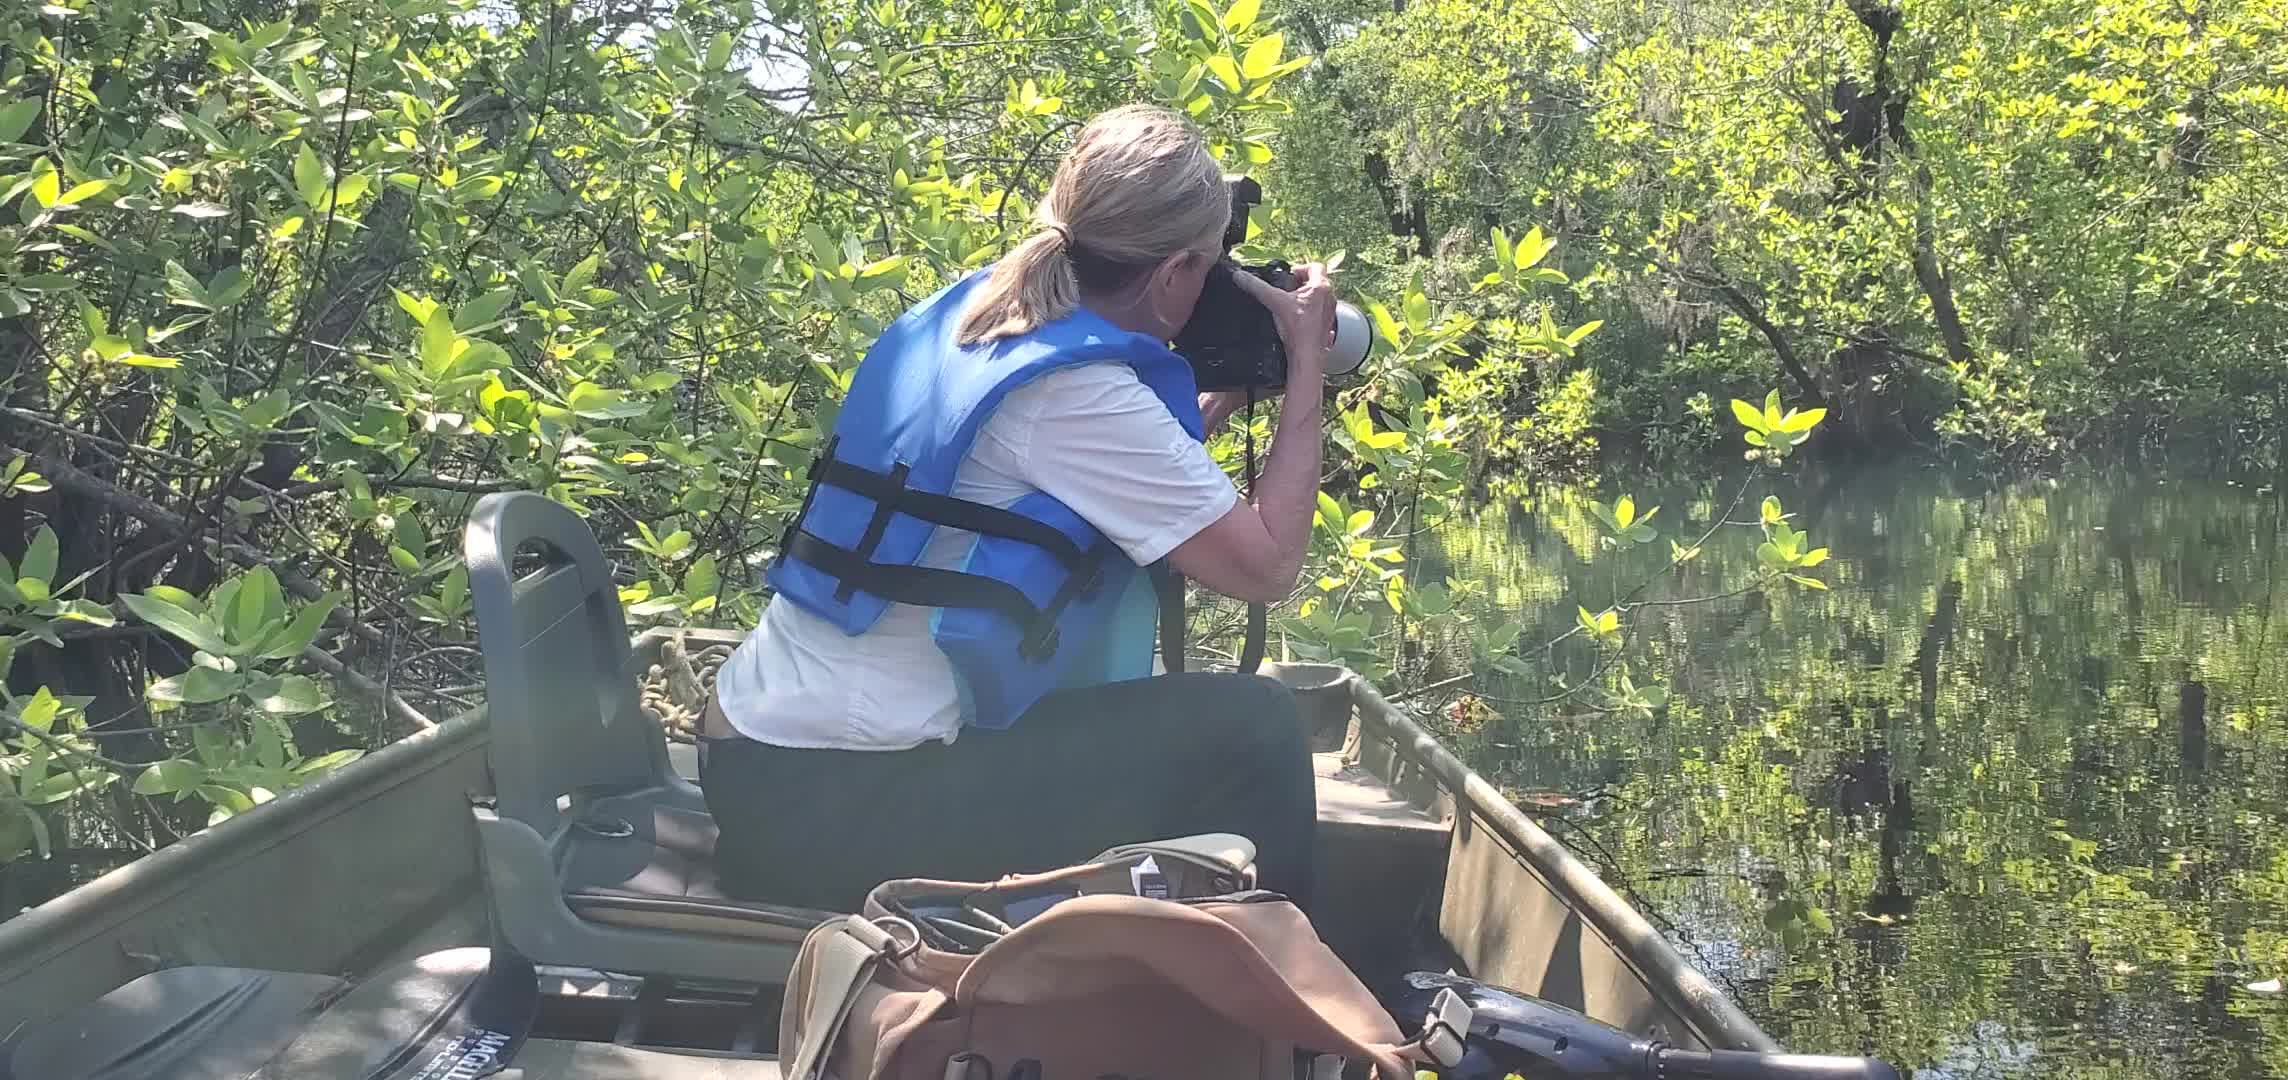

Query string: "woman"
[[698, 104, 1336, 914]]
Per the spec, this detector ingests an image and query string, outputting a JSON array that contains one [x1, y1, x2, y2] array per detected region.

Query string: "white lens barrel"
[[1327, 302, 1372, 378]]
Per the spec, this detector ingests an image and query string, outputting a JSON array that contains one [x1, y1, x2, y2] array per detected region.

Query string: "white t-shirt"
[[714, 361, 1238, 750]]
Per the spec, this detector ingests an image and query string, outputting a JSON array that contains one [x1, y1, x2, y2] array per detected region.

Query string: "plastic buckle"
[[1420, 987, 1473, 1069]]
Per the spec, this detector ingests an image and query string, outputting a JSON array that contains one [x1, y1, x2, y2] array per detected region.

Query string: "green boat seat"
[[464, 492, 833, 985], [0, 948, 782, 1080], [557, 794, 831, 942]]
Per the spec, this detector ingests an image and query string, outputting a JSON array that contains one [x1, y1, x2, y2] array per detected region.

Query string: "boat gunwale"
[[1345, 675, 1780, 1054], [0, 707, 489, 975]]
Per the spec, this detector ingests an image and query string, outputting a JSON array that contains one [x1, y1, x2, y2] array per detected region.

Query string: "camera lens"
[[1328, 302, 1373, 378]]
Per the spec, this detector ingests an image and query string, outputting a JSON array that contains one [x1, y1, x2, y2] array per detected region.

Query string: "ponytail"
[[955, 229, 1081, 346], [954, 104, 1229, 347]]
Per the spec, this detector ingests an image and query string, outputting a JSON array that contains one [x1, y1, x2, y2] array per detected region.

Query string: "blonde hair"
[[956, 104, 1230, 345]]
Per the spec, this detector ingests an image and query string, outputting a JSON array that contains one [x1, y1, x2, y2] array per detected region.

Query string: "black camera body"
[[1173, 256, 1307, 392], [1172, 177, 1369, 393]]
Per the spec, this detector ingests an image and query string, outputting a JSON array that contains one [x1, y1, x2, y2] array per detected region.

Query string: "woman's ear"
[[1149, 248, 1195, 295]]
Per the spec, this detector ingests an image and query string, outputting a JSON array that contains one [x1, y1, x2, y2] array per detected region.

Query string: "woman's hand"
[[1231, 262, 1336, 382], [1199, 389, 1251, 430]]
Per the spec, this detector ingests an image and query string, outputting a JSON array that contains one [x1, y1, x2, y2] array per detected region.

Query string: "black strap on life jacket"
[[777, 438, 1113, 661]]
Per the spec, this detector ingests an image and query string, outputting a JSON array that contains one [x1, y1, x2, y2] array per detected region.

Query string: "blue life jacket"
[[767, 271, 1205, 730]]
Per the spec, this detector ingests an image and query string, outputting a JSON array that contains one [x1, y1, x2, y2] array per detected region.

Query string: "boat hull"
[[0, 631, 1773, 1055]]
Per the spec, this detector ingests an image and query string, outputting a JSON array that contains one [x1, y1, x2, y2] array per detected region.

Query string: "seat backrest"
[[464, 491, 670, 828]]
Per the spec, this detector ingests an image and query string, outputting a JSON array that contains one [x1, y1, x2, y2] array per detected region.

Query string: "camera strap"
[[1152, 393, 1272, 676], [1236, 389, 1269, 674]]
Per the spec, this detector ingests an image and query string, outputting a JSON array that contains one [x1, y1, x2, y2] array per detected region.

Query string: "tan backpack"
[[777, 835, 1422, 1080]]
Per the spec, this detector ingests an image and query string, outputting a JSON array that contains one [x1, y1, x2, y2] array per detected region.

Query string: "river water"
[[1418, 463, 2288, 1078]]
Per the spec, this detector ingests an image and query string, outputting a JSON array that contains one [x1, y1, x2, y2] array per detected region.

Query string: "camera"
[[1171, 178, 1374, 393]]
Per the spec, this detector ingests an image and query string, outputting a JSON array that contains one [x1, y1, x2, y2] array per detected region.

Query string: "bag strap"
[[783, 916, 916, 1080]]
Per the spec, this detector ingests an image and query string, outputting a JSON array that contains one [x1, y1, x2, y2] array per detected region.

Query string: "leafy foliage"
[[1264, 0, 2288, 467], [0, 0, 1851, 898]]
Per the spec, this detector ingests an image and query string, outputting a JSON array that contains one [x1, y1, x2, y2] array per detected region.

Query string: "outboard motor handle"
[[1389, 972, 1902, 1080]]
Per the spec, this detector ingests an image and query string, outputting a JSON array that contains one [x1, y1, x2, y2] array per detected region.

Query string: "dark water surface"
[[1420, 464, 2288, 1078]]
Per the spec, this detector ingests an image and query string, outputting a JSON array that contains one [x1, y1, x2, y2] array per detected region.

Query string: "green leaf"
[[296, 749, 364, 775], [1205, 54, 1244, 93], [1761, 496, 1785, 524], [1222, 0, 1260, 30], [1788, 574, 1830, 591], [148, 665, 243, 704], [683, 554, 720, 601], [51, 599, 115, 626], [29, 169, 59, 209], [563, 252, 602, 294], [454, 287, 518, 331], [1730, 398, 1767, 432], [0, 98, 40, 145], [1345, 509, 1374, 536], [1366, 300, 1403, 349], [567, 382, 648, 420], [196, 785, 255, 817], [325, 172, 371, 210], [251, 711, 285, 768], [801, 223, 840, 269], [1780, 407, 1828, 433], [18, 688, 60, 733], [1763, 389, 1783, 430], [1514, 226, 1555, 269], [437, 568, 467, 616], [1315, 490, 1344, 532], [1756, 542, 1787, 571], [123, 592, 232, 654], [293, 142, 328, 207], [419, 310, 459, 378], [132, 759, 206, 796], [1402, 290, 1431, 332], [21, 525, 57, 585], [1490, 226, 1512, 272], [1798, 548, 1831, 568], [1240, 34, 1285, 80], [252, 674, 326, 715], [393, 289, 436, 325], [54, 179, 109, 207], [26, 769, 114, 806], [165, 260, 215, 309], [227, 567, 286, 645]]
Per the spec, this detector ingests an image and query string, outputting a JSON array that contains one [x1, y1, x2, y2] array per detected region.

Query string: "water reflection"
[[1422, 464, 2288, 1078]]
